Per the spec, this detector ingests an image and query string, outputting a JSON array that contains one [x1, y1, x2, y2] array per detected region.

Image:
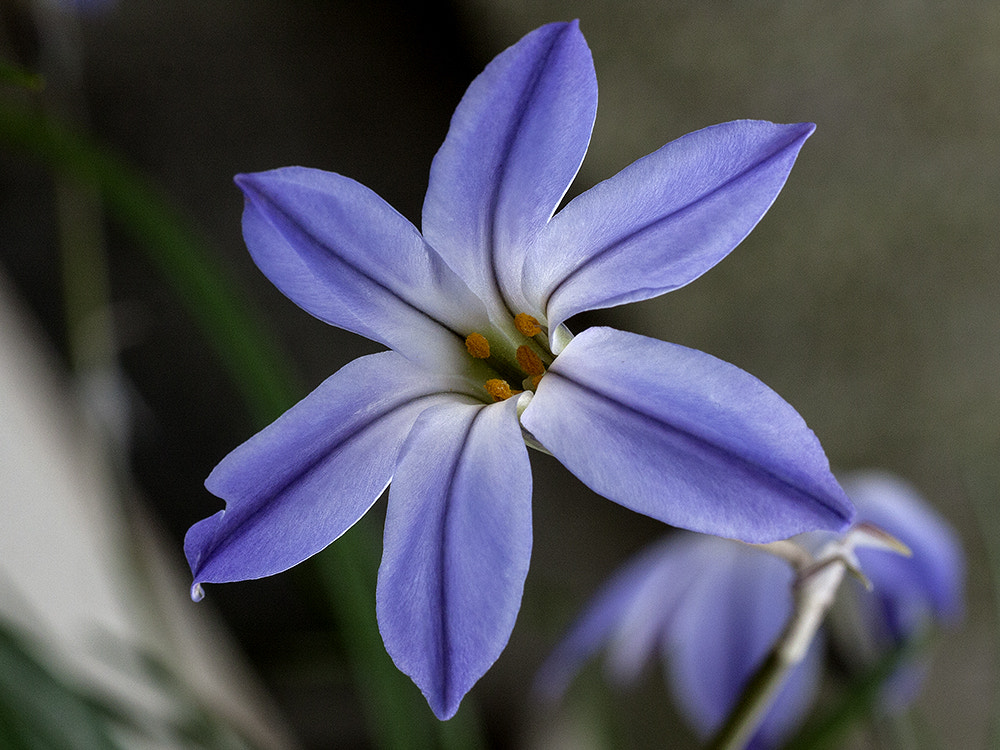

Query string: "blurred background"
[[0, 0, 996, 747]]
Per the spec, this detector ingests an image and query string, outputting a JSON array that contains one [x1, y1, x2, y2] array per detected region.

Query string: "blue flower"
[[833, 471, 965, 711], [537, 535, 822, 749], [538, 470, 963, 746], [184, 21, 853, 719]]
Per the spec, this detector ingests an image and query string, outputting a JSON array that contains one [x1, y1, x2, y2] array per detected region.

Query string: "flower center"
[[464, 313, 551, 402]]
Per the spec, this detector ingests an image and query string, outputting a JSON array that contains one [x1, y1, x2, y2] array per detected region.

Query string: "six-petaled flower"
[[184, 20, 854, 719]]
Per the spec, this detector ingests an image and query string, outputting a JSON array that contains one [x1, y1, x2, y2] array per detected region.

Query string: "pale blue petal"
[[525, 121, 815, 338], [376, 396, 532, 719], [422, 21, 596, 316], [521, 327, 854, 541], [665, 539, 821, 749], [534, 535, 709, 699], [842, 471, 964, 624], [237, 168, 490, 373], [185, 352, 464, 598], [835, 472, 965, 711]]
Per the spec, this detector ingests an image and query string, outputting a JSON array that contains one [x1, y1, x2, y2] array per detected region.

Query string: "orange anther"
[[484, 379, 513, 402], [465, 332, 491, 359], [516, 345, 545, 377], [514, 312, 542, 338]]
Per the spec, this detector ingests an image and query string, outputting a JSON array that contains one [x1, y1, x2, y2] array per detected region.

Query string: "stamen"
[[465, 332, 491, 359], [484, 379, 514, 402], [516, 345, 545, 377], [514, 312, 542, 338]]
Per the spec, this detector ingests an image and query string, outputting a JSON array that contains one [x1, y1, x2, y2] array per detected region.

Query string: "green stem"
[[0, 59, 44, 91], [705, 640, 795, 750]]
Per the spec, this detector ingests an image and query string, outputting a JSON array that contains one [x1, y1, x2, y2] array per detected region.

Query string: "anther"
[[484, 378, 514, 402], [514, 312, 542, 338], [516, 345, 545, 377], [465, 332, 491, 359]]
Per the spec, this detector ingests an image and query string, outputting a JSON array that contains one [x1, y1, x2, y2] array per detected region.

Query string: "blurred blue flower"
[[538, 470, 964, 746], [184, 21, 853, 719], [833, 471, 965, 711], [537, 534, 822, 749]]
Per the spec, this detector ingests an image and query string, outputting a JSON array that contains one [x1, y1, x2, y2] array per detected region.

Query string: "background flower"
[[537, 534, 823, 750], [832, 470, 965, 712], [539, 470, 965, 748]]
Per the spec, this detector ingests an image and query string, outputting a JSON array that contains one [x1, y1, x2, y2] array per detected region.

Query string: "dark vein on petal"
[[194, 391, 454, 577], [253, 185, 468, 344], [544, 368, 849, 521], [543, 135, 796, 316], [436, 405, 486, 708], [487, 27, 566, 316]]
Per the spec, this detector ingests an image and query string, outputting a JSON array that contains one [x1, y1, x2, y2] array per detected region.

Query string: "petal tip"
[[191, 582, 205, 602]]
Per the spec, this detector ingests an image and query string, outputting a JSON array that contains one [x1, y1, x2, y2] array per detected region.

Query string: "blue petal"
[[525, 121, 815, 340], [376, 396, 532, 719], [185, 352, 464, 598], [835, 472, 964, 713], [535, 535, 708, 699], [842, 471, 964, 625], [236, 168, 490, 373], [422, 21, 597, 316], [521, 327, 854, 541], [664, 538, 821, 748]]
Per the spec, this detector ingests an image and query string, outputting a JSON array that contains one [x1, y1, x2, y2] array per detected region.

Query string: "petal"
[[185, 352, 463, 598], [524, 121, 815, 339], [422, 21, 597, 315], [376, 396, 532, 719], [236, 168, 490, 372], [664, 539, 821, 748], [534, 534, 708, 699], [521, 327, 854, 541], [841, 471, 964, 624]]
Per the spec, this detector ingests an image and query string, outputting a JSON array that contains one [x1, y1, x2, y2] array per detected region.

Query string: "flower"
[[833, 471, 965, 710], [536, 534, 823, 749], [538, 471, 963, 746], [184, 20, 854, 719]]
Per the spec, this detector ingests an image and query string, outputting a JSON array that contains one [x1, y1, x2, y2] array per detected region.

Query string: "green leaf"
[[0, 621, 123, 750]]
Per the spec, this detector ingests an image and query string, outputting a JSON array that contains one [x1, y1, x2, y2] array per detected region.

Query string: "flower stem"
[[706, 557, 844, 750], [707, 526, 906, 750], [706, 648, 790, 750]]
